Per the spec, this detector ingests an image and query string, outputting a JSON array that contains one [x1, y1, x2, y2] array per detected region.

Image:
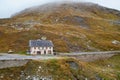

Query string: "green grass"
[[17, 51, 27, 55]]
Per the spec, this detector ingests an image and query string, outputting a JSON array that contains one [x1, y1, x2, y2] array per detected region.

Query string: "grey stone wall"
[[0, 60, 28, 69]]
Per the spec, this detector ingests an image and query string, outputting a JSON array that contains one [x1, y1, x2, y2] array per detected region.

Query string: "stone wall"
[[0, 60, 28, 69]]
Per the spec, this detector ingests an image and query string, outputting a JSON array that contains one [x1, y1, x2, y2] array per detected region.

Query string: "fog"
[[0, 0, 120, 18]]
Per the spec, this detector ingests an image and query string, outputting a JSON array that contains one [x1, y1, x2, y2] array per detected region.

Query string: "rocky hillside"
[[0, 54, 120, 80], [0, 2, 120, 52]]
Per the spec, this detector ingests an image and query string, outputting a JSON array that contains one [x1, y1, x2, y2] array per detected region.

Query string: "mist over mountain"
[[13, 2, 120, 17]]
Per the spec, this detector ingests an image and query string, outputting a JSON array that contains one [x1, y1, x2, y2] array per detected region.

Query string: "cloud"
[[0, 0, 120, 18]]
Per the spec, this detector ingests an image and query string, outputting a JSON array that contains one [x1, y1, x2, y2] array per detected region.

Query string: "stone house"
[[29, 39, 54, 55]]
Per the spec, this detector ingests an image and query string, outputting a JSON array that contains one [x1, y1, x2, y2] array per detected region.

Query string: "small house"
[[29, 39, 54, 55]]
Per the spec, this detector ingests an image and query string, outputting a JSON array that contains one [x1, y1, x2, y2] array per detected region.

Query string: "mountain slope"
[[0, 2, 120, 52]]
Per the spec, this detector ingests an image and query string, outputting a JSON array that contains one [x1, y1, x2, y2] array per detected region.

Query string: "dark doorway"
[[44, 50, 46, 54], [37, 51, 41, 55]]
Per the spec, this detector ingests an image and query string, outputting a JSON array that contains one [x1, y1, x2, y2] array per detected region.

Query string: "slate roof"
[[29, 40, 54, 47]]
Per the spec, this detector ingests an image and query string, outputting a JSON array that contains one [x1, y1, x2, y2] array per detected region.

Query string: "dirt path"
[[0, 53, 62, 60]]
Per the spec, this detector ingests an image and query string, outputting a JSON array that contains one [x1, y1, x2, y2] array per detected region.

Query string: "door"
[[44, 50, 46, 55], [37, 51, 41, 55]]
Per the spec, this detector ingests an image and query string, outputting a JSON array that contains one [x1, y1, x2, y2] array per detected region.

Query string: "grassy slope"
[[0, 20, 120, 53], [88, 54, 120, 79], [0, 54, 120, 80], [0, 2, 120, 52]]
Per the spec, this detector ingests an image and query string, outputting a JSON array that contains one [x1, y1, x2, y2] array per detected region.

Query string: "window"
[[48, 47, 49, 49], [40, 47, 43, 49], [44, 47, 46, 49], [49, 47, 52, 49]]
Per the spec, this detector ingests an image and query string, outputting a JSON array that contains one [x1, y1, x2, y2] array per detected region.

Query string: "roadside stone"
[[39, 66, 42, 69], [0, 75, 4, 78], [10, 74, 14, 77], [112, 40, 120, 45], [26, 75, 30, 79], [107, 64, 110, 67], [85, 78, 88, 80]]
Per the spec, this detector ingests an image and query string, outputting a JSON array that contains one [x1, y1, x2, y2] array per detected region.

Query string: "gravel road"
[[0, 53, 62, 60]]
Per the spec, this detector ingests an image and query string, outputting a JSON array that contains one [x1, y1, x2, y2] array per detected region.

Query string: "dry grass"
[[0, 2, 120, 52]]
